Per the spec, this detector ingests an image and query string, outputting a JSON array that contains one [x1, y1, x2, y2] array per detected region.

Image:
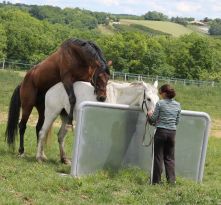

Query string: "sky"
[[2, 0, 221, 20]]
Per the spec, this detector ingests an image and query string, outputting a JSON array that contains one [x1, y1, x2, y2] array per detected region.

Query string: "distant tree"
[[105, 17, 109, 26], [0, 8, 59, 63], [202, 17, 212, 23], [209, 21, 221, 35], [93, 11, 108, 24], [144, 11, 168, 21], [185, 17, 195, 21], [0, 23, 7, 59], [167, 33, 215, 79], [214, 18, 221, 24], [63, 8, 98, 29], [171, 17, 188, 26]]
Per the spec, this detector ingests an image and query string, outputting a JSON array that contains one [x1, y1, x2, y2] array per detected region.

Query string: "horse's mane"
[[87, 41, 110, 74], [61, 38, 110, 74], [130, 81, 150, 88], [116, 81, 158, 93]]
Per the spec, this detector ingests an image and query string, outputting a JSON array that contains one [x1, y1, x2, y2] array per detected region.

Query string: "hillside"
[[120, 19, 194, 37]]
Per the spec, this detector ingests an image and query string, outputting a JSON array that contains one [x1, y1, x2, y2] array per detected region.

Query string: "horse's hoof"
[[42, 154, 48, 161], [37, 158, 43, 163], [18, 153, 25, 158], [65, 124, 73, 131], [36, 156, 47, 163], [61, 158, 71, 165]]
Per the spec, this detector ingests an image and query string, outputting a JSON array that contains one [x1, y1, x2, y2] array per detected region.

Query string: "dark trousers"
[[152, 128, 176, 184]]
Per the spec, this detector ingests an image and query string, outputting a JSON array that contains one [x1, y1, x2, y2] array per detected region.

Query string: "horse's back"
[[73, 82, 97, 109], [45, 82, 69, 114], [20, 52, 61, 94]]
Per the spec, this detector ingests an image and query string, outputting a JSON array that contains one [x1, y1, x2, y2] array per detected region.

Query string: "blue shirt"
[[149, 99, 181, 130]]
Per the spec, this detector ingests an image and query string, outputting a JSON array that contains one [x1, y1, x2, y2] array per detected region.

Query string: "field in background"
[[97, 19, 209, 37], [120, 19, 193, 37]]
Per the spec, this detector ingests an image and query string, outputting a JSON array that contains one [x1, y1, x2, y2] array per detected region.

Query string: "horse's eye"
[[147, 98, 151, 102]]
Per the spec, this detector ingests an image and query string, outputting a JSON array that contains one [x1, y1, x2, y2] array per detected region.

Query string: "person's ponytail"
[[159, 84, 176, 99]]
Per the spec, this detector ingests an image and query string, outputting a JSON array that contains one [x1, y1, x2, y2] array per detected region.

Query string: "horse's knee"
[[38, 130, 46, 142]]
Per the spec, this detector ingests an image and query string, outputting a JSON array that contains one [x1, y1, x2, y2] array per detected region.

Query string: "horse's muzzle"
[[97, 95, 106, 102]]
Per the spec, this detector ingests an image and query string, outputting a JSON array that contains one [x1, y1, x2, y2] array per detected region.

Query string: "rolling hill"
[[120, 19, 193, 37], [98, 19, 209, 37]]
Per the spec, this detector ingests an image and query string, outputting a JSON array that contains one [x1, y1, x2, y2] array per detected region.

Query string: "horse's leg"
[[18, 84, 37, 155], [58, 112, 71, 164], [36, 103, 47, 160], [36, 107, 58, 162], [62, 78, 76, 127], [18, 105, 33, 155], [36, 103, 45, 141]]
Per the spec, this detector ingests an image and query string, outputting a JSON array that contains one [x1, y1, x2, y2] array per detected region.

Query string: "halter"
[[141, 90, 149, 113], [141, 89, 154, 147], [90, 68, 106, 94]]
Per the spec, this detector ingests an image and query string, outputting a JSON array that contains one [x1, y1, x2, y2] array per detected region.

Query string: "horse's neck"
[[108, 83, 142, 106]]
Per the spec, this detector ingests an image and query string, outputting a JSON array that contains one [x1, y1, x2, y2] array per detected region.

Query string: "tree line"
[[0, 4, 221, 81]]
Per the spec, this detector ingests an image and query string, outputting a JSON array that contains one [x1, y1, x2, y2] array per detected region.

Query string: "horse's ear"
[[153, 80, 158, 88], [107, 60, 112, 67]]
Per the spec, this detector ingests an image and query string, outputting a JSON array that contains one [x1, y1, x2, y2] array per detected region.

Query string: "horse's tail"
[[5, 85, 21, 148]]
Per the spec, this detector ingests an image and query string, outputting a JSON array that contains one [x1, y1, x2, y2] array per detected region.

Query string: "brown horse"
[[5, 38, 111, 155]]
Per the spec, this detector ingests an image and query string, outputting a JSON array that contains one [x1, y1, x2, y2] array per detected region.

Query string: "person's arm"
[[148, 102, 160, 124], [175, 106, 181, 125]]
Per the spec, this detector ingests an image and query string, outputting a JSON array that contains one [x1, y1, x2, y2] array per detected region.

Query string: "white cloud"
[[1, 0, 221, 19], [98, 0, 119, 6], [176, 1, 202, 13], [211, 2, 221, 12], [148, 1, 167, 13]]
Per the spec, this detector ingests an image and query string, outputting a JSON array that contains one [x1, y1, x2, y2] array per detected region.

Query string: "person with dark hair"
[[148, 84, 181, 185]]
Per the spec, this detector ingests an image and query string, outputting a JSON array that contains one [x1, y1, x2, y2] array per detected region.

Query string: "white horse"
[[36, 81, 159, 164]]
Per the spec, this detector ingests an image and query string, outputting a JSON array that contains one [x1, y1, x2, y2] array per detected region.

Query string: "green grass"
[[0, 70, 23, 112], [0, 123, 221, 204], [121, 19, 193, 37], [113, 23, 170, 36], [174, 84, 221, 119]]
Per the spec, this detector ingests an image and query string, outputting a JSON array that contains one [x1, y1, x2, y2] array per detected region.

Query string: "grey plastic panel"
[[71, 101, 211, 182]]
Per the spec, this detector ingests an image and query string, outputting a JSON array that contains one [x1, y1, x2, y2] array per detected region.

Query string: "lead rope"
[[141, 90, 155, 184], [141, 90, 154, 147]]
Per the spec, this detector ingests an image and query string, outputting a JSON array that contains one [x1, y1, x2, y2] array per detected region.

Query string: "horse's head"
[[141, 81, 159, 115], [90, 60, 112, 102]]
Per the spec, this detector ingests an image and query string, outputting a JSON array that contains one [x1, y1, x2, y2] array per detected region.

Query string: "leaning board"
[[71, 101, 211, 182]]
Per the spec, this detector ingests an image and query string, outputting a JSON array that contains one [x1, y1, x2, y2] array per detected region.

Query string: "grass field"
[[0, 124, 221, 204], [120, 19, 194, 37], [0, 69, 221, 204]]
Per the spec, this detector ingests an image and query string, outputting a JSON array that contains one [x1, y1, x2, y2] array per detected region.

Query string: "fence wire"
[[0, 59, 219, 87]]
